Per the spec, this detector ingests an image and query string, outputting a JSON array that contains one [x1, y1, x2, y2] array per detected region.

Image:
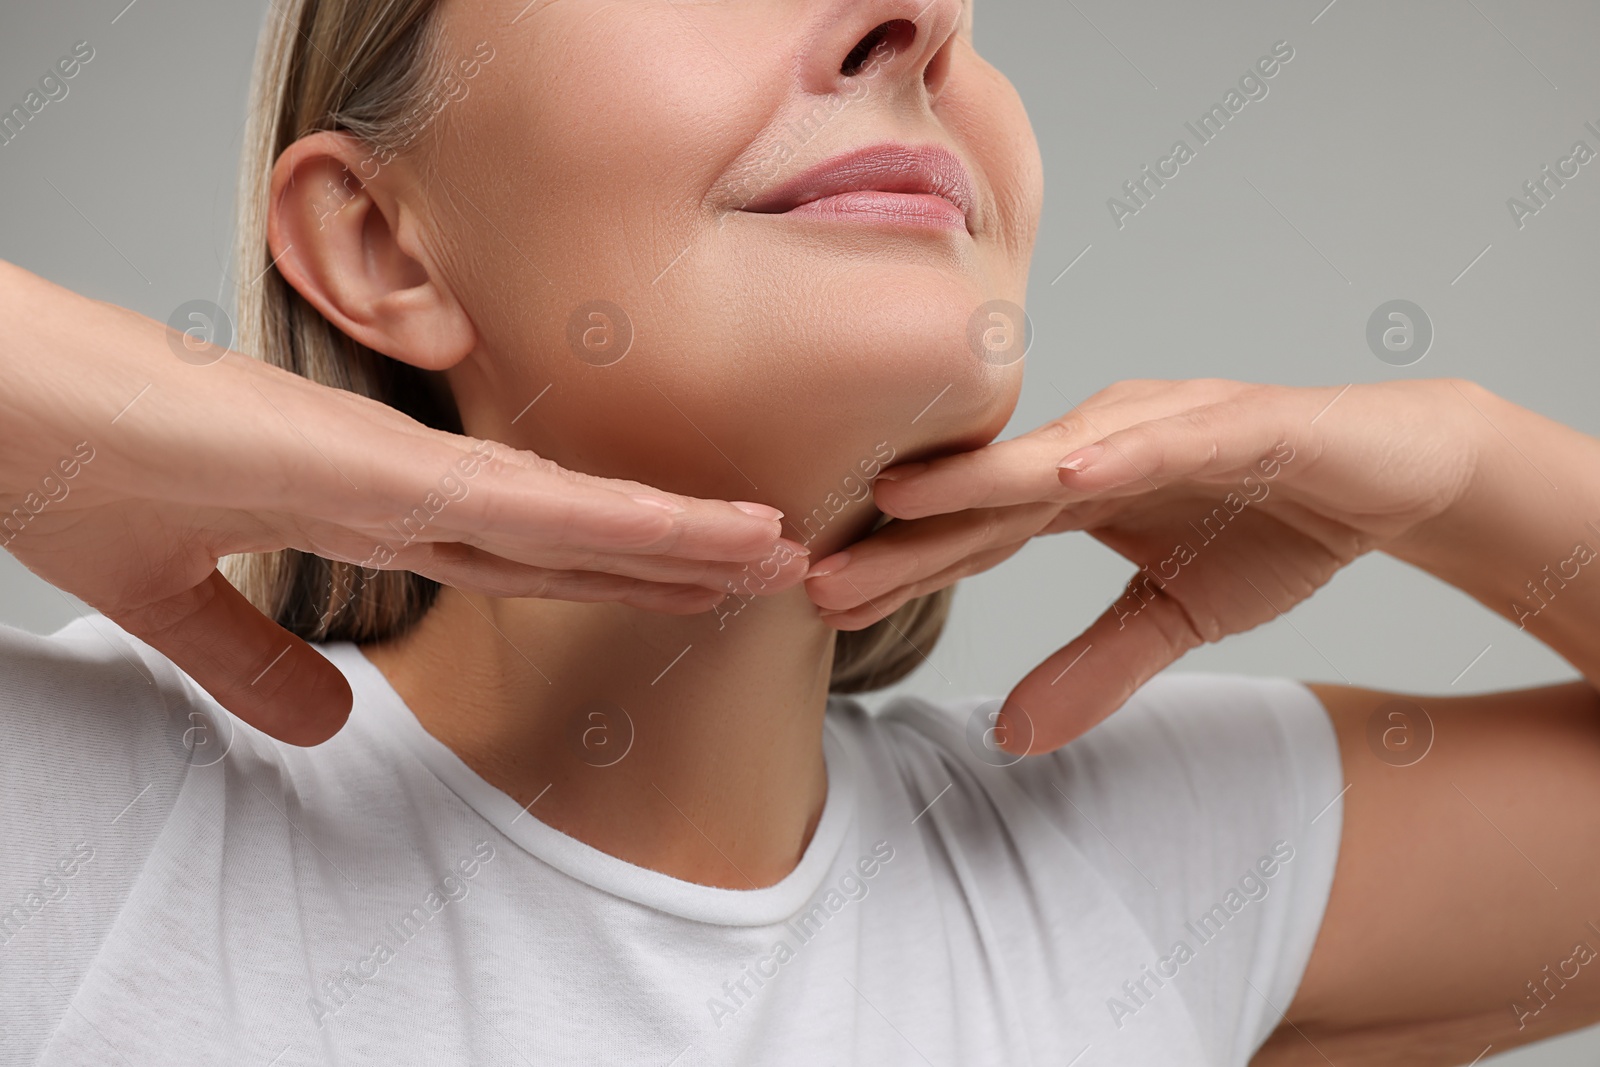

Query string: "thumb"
[[997, 585, 1204, 754], [107, 569, 353, 746]]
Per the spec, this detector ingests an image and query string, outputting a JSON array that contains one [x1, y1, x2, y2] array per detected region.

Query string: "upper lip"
[[738, 142, 975, 230]]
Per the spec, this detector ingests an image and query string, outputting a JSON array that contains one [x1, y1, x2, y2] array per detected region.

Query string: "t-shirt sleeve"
[[998, 671, 1345, 1066], [0, 614, 195, 1056]]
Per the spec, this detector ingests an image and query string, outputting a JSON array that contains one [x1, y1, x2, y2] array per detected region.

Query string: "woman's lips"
[[782, 190, 968, 230], [738, 142, 976, 234]]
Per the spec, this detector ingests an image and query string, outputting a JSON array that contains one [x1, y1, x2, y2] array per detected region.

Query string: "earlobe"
[[266, 130, 475, 372]]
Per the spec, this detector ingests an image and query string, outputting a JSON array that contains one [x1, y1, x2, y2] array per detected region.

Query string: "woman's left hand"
[[803, 377, 1490, 752]]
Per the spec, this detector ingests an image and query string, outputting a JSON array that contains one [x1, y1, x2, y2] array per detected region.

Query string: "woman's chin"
[[483, 273, 1025, 515]]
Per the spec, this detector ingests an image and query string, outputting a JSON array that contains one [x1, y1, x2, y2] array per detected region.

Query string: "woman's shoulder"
[[0, 612, 194, 728], [829, 670, 1333, 778], [825, 670, 1343, 880], [0, 612, 390, 777], [0, 613, 223, 797], [0, 615, 213, 960], [828, 672, 1345, 1065]]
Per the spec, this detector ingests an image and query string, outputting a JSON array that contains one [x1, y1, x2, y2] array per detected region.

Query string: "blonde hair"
[[221, 0, 954, 694]]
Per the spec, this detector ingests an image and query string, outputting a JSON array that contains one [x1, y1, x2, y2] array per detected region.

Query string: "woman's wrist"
[[0, 263, 105, 486], [1385, 379, 1600, 684], [1, 267, 155, 480]]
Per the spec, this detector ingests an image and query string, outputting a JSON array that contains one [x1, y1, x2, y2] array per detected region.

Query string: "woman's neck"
[[359, 581, 837, 889]]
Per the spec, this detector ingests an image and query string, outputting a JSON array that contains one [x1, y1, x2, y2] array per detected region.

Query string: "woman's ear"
[[266, 130, 475, 371]]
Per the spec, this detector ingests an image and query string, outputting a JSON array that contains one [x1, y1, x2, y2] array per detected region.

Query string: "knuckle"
[[1190, 376, 1238, 397], [1034, 418, 1079, 444], [973, 509, 1007, 549], [1440, 376, 1488, 403], [1095, 378, 1153, 404], [110, 581, 211, 639], [1128, 579, 1215, 652]]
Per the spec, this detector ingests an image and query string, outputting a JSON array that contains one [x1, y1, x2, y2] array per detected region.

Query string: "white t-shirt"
[[0, 613, 1344, 1066]]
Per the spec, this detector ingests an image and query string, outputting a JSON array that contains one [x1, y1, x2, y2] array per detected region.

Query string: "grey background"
[[2, 0, 1597, 1062]]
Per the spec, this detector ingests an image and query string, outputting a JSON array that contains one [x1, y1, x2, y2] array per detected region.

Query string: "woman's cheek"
[[440, 15, 739, 283], [946, 60, 1044, 281]]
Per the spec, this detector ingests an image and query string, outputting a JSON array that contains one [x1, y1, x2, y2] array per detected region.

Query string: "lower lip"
[[778, 191, 967, 231]]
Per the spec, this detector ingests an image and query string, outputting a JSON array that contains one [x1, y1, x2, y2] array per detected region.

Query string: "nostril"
[[840, 23, 887, 76], [922, 28, 953, 94], [840, 19, 916, 76]]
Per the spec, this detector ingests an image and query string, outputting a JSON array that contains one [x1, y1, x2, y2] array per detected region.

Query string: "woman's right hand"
[[0, 262, 807, 744]]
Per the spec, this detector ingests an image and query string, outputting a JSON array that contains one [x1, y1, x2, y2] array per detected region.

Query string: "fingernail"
[[876, 462, 928, 483], [806, 550, 851, 578], [1057, 443, 1104, 473], [732, 500, 784, 521], [631, 494, 684, 513]]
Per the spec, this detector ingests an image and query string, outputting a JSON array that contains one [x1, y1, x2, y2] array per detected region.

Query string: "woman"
[[2, 0, 1598, 1064]]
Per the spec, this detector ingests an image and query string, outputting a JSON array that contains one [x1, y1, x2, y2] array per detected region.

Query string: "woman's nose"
[[796, 0, 964, 101]]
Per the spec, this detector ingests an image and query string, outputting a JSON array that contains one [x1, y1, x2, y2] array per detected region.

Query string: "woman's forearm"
[[0, 259, 207, 494], [1387, 380, 1600, 689]]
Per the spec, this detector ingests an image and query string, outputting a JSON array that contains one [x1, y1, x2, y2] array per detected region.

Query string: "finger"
[[804, 504, 1058, 612], [411, 552, 737, 614], [219, 362, 790, 564], [998, 513, 1341, 753], [872, 427, 1090, 520], [873, 379, 1252, 520], [242, 404, 792, 566], [106, 569, 352, 747], [395, 527, 812, 595], [417, 444, 792, 563], [1053, 388, 1319, 497], [989, 585, 1205, 756], [813, 541, 1029, 631], [1037, 498, 1127, 536], [992, 530, 1307, 753], [400, 539, 812, 606]]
